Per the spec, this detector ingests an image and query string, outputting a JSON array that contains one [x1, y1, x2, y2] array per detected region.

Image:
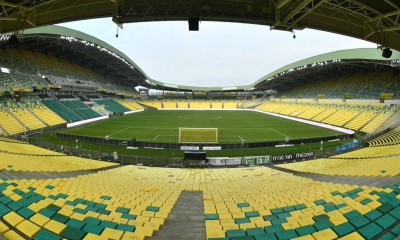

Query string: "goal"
[[178, 128, 218, 143]]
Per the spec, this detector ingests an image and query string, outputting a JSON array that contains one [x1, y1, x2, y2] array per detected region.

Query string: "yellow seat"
[[101, 228, 124, 240], [338, 232, 365, 240], [30, 214, 50, 227], [44, 220, 66, 234], [2, 230, 25, 240], [83, 233, 108, 240], [312, 229, 338, 240], [206, 228, 226, 239], [0, 221, 9, 234], [16, 220, 41, 238], [135, 226, 154, 237], [293, 235, 315, 240], [122, 232, 146, 240], [3, 212, 24, 227]]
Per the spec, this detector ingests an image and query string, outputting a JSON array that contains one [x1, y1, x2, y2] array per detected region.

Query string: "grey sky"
[[60, 18, 375, 88]]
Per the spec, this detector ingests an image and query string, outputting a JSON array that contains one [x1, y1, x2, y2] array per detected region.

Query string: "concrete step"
[[150, 191, 205, 240]]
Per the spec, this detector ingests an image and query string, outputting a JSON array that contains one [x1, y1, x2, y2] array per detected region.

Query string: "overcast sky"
[[60, 18, 375, 88]]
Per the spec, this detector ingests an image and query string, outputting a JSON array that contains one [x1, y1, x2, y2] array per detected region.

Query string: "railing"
[[29, 138, 347, 168]]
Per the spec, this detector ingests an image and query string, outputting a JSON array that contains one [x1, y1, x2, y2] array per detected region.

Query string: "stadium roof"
[[0, 0, 399, 53], [0, 25, 153, 88], [253, 48, 400, 92], [3, 26, 400, 93]]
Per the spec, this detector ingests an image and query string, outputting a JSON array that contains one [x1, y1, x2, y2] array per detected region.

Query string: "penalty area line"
[[109, 127, 130, 136], [268, 128, 291, 139]]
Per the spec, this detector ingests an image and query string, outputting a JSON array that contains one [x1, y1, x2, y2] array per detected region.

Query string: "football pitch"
[[61, 110, 342, 144]]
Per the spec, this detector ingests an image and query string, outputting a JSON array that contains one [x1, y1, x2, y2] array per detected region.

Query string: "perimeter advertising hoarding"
[[207, 156, 271, 166], [181, 146, 200, 150], [243, 156, 271, 165], [336, 141, 359, 153], [202, 146, 222, 150], [271, 152, 314, 163], [208, 158, 242, 166]]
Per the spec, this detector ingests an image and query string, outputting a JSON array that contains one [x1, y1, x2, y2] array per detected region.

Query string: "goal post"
[[178, 128, 218, 143]]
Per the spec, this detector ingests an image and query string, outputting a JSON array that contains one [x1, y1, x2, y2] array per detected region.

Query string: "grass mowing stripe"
[[59, 110, 345, 144]]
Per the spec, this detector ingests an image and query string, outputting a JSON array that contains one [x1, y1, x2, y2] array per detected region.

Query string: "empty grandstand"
[[0, 2, 400, 239]]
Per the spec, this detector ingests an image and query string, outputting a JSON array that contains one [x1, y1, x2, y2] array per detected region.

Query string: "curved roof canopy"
[[253, 48, 400, 92], [0, 0, 399, 53], [0, 25, 152, 88]]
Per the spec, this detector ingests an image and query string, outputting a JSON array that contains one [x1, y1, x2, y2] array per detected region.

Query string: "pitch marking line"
[[153, 135, 160, 140], [268, 128, 291, 139], [109, 127, 130, 136]]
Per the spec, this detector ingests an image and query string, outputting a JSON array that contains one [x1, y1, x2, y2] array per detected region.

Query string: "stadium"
[[0, 1, 400, 240]]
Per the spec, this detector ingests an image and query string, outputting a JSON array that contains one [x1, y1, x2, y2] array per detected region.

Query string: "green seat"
[[116, 207, 130, 214], [313, 220, 333, 231], [264, 225, 283, 233], [377, 203, 394, 214], [358, 222, 383, 240], [245, 211, 260, 218], [332, 222, 355, 237], [271, 208, 283, 214], [295, 225, 316, 236], [122, 213, 137, 220], [146, 206, 160, 212], [275, 230, 298, 240], [116, 223, 135, 232], [85, 217, 101, 225], [52, 213, 69, 223], [389, 206, 400, 219], [237, 203, 250, 208], [246, 227, 265, 236], [33, 229, 62, 240], [376, 214, 396, 229], [39, 208, 56, 218], [380, 232, 397, 240], [100, 220, 117, 229], [254, 233, 277, 240], [365, 209, 382, 221], [7, 201, 23, 211], [66, 219, 86, 229], [60, 226, 87, 240], [235, 218, 250, 224], [391, 224, 400, 235], [17, 207, 35, 219], [226, 229, 246, 238], [100, 196, 112, 200], [263, 215, 278, 221], [349, 215, 369, 228], [313, 214, 329, 222], [231, 236, 254, 240], [0, 204, 11, 217], [73, 208, 87, 214], [282, 206, 295, 212], [205, 214, 219, 220], [82, 223, 104, 235]]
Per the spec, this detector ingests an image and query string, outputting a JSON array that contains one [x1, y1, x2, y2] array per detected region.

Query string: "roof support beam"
[[276, 0, 291, 9], [282, 0, 313, 24], [291, 0, 326, 26]]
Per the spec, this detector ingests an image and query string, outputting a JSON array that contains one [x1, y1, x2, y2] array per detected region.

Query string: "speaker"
[[382, 48, 392, 58], [188, 17, 199, 31]]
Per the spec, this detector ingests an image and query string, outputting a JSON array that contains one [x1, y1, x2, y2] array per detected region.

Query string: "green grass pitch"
[[60, 110, 342, 144]]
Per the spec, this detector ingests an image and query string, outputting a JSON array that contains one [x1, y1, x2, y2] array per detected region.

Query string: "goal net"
[[178, 128, 218, 143]]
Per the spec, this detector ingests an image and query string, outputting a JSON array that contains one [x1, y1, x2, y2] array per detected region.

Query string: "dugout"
[[184, 151, 208, 168]]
